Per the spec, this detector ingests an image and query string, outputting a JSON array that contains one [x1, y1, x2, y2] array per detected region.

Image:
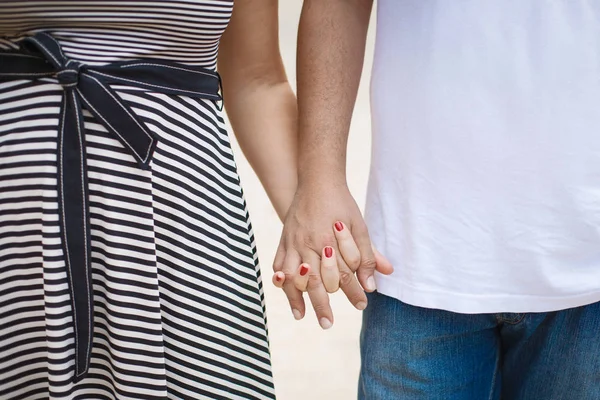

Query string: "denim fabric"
[[359, 292, 600, 400]]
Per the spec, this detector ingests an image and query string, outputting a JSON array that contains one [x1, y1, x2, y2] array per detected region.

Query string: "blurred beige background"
[[228, 2, 377, 399]]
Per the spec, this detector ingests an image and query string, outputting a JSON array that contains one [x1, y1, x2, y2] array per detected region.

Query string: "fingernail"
[[275, 273, 283, 282], [292, 309, 302, 320], [324, 246, 333, 258], [356, 301, 367, 311], [334, 222, 344, 232], [319, 318, 333, 330], [299, 264, 309, 276], [366, 276, 376, 291]]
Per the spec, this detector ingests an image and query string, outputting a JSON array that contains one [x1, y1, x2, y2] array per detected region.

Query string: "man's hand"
[[277, 0, 379, 329], [273, 178, 379, 329]]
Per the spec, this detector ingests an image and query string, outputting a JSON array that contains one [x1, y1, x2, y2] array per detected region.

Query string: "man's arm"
[[296, 0, 373, 185], [275, 0, 392, 329]]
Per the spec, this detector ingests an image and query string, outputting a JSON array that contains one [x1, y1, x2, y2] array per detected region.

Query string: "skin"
[[218, 0, 392, 329], [274, 0, 393, 330], [218, 0, 298, 221]]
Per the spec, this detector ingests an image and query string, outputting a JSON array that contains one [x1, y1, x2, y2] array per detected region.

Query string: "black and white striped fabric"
[[0, 1, 276, 399]]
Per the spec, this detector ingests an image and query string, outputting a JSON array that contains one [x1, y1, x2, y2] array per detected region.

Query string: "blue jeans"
[[359, 292, 600, 399]]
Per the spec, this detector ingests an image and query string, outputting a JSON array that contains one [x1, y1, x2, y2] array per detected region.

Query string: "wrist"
[[297, 148, 346, 180], [296, 129, 348, 188], [297, 164, 347, 192]]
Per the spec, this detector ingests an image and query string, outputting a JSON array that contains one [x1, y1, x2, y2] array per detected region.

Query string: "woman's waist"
[[2, 32, 221, 68]]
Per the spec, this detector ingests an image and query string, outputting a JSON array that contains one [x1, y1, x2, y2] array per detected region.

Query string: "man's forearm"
[[297, 0, 373, 186]]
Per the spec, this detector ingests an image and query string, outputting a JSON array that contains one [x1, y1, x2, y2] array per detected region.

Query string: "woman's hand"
[[273, 243, 392, 290], [272, 180, 393, 329], [272, 231, 393, 324]]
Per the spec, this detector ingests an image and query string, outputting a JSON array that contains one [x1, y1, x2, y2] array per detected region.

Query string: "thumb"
[[353, 227, 378, 293], [373, 246, 394, 275]]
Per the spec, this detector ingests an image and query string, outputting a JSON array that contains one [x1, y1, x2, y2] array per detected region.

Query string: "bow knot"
[[56, 61, 82, 88], [0, 31, 222, 383]]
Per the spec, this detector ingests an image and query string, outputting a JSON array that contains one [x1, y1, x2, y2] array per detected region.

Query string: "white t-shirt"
[[366, 0, 600, 313]]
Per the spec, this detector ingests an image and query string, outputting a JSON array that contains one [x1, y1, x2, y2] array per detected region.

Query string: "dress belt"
[[0, 32, 222, 382]]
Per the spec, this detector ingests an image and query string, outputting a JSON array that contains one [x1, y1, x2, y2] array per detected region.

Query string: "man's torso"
[[367, 0, 600, 313]]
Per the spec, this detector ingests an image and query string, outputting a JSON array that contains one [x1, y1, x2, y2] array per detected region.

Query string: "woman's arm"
[[218, 0, 297, 221]]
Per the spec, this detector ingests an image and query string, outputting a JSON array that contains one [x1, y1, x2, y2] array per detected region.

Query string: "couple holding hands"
[[2, 0, 600, 399]]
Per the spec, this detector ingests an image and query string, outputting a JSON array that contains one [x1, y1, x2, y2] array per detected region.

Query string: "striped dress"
[[0, 1, 275, 399]]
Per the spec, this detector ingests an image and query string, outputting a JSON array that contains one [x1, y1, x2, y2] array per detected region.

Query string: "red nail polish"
[[324, 247, 333, 258], [299, 265, 309, 276], [275, 274, 283, 282], [335, 222, 344, 232]]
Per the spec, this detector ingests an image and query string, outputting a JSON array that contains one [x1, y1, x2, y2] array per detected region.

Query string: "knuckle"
[[320, 233, 336, 247], [283, 271, 296, 281], [360, 257, 377, 270], [312, 303, 330, 314], [273, 260, 284, 272], [299, 233, 316, 249], [295, 231, 337, 252], [351, 223, 369, 237], [339, 270, 355, 287], [353, 220, 369, 233], [346, 255, 361, 270], [307, 273, 323, 288]]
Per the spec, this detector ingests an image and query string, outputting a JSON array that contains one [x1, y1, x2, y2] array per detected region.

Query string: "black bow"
[[0, 32, 222, 382]]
